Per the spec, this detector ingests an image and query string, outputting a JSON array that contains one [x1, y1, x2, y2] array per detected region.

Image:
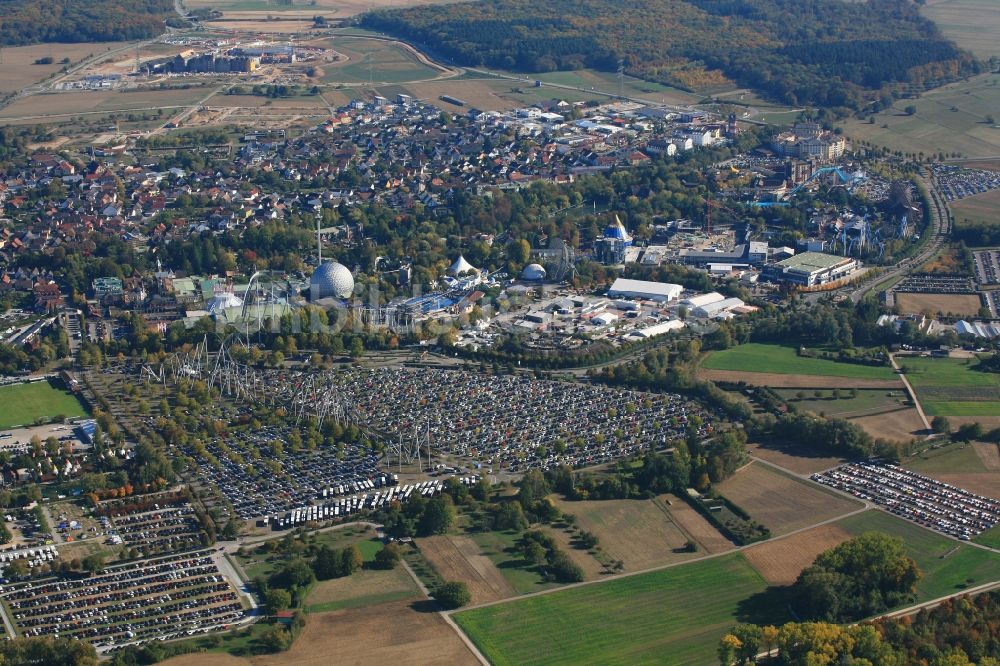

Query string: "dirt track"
[[418, 535, 517, 604], [698, 368, 904, 389]]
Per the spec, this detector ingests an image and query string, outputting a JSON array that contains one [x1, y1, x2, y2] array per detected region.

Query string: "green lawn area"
[[468, 529, 561, 596], [905, 443, 987, 475], [775, 388, 909, 417], [236, 527, 380, 581], [0, 380, 88, 429], [836, 511, 1000, 600], [703, 344, 898, 380], [304, 566, 420, 613], [453, 553, 779, 666], [899, 356, 1000, 416], [974, 525, 1000, 549]]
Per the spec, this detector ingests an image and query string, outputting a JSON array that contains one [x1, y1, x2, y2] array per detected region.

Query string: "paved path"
[[890, 354, 932, 432]]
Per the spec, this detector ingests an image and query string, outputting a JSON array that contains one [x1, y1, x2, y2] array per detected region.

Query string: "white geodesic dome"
[[310, 261, 354, 299]]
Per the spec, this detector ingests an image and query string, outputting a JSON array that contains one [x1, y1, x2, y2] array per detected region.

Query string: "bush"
[[374, 542, 402, 569], [434, 581, 471, 609]]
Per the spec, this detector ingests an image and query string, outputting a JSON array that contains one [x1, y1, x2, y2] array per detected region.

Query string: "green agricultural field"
[[899, 356, 1000, 416], [921, 0, 1000, 60], [320, 38, 440, 85], [905, 442, 988, 474], [703, 344, 898, 380], [454, 553, 780, 666], [838, 73, 1000, 159], [0, 380, 88, 430], [835, 510, 1000, 600], [775, 388, 909, 418]]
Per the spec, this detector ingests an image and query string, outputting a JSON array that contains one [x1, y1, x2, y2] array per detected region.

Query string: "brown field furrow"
[[698, 369, 904, 389], [419, 535, 516, 604], [252, 600, 478, 666], [747, 443, 846, 475], [661, 494, 735, 553], [976, 442, 1000, 471], [850, 406, 927, 441], [934, 473, 1000, 500], [743, 524, 853, 585], [716, 462, 862, 536], [895, 292, 983, 317]]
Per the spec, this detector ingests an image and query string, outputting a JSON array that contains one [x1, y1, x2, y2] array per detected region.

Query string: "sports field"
[[899, 356, 1000, 416], [0, 380, 88, 429], [922, 0, 1000, 59], [453, 553, 779, 666], [835, 510, 1000, 601], [838, 73, 1000, 159], [703, 344, 898, 381]]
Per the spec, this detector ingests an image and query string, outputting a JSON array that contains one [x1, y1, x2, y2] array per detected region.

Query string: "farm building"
[[607, 279, 682, 302], [762, 252, 858, 287]]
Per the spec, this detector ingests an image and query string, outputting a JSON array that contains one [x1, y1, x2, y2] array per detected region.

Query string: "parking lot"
[[813, 462, 1000, 540], [182, 367, 708, 522], [974, 251, 1000, 286], [933, 165, 1000, 202], [336, 367, 709, 475], [0, 549, 245, 651]]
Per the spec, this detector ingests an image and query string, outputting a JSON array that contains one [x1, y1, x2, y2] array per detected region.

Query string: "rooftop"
[[773, 251, 851, 272]]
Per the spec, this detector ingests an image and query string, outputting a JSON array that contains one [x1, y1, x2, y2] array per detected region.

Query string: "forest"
[[0, 0, 174, 46], [722, 591, 1000, 665], [362, 0, 980, 111]]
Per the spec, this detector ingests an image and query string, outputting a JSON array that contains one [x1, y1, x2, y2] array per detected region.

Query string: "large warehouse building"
[[607, 278, 683, 302], [762, 252, 859, 287]]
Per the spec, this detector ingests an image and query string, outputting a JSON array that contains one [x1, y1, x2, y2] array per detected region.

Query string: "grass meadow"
[[703, 344, 898, 380]]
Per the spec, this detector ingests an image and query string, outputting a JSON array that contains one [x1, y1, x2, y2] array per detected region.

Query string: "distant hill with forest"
[[0, 0, 175, 46], [362, 0, 981, 112]]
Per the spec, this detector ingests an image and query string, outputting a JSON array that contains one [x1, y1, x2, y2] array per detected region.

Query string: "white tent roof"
[[449, 255, 477, 275]]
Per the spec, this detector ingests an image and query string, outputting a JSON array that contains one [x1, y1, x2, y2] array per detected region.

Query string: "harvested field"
[[254, 600, 478, 666], [404, 79, 521, 112], [746, 442, 846, 476], [210, 20, 319, 32], [661, 493, 734, 553], [922, 0, 1000, 59], [0, 88, 212, 122], [542, 525, 604, 580], [550, 496, 719, 569], [743, 524, 853, 585], [158, 655, 250, 666], [0, 42, 126, 94], [699, 368, 903, 389], [895, 292, 984, 317], [418, 535, 517, 604], [934, 473, 1000, 500], [977, 442, 1000, 470], [305, 566, 420, 613], [851, 406, 927, 441], [715, 462, 863, 536]]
